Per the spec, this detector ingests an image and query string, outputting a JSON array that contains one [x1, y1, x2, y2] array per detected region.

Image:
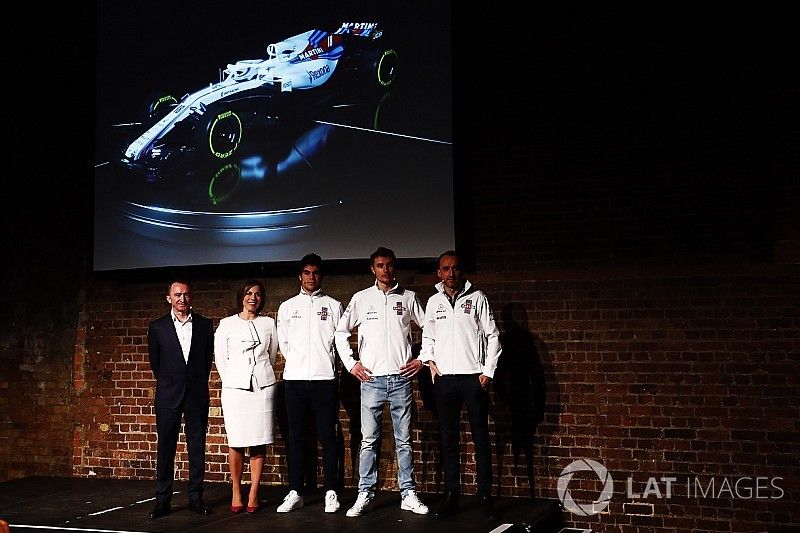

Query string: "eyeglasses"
[[242, 321, 261, 350]]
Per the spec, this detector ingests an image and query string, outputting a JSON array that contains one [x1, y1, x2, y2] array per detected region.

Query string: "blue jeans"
[[358, 375, 415, 498]]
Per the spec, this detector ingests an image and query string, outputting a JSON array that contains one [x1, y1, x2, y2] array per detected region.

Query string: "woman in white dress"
[[214, 279, 278, 513]]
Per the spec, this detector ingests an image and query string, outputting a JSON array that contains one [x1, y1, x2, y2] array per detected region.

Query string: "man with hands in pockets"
[[420, 251, 502, 521]]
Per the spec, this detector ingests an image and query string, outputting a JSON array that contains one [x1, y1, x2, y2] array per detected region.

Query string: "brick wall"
[[0, 205, 85, 482], [0, 303, 75, 480], [3, 261, 797, 533], [63, 265, 799, 532]]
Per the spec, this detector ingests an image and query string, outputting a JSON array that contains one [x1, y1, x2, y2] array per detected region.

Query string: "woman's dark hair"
[[236, 279, 266, 315]]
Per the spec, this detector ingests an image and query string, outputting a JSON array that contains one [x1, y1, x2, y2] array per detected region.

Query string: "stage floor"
[[0, 477, 563, 533]]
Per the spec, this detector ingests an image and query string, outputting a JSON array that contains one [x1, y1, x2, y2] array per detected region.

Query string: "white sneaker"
[[345, 491, 373, 517], [400, 490, 429, 514], [276, 490, 304, 513], [324, 490, 340, 513]]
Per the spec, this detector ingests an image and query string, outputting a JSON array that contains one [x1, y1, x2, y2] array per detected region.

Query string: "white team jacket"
[[277, 289, 344, 380], [420, 280, 502, 378], [214, 314, 278, 389], [334, 282, 425, 376]]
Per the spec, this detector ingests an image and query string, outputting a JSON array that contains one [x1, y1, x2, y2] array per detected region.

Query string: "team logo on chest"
[[392, 302, 405, 316], [317, 307, 329, 321], [461, 299, 473, 314]]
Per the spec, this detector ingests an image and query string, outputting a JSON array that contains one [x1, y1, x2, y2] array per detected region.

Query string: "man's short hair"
[[370, 246, 396, 265], [167, 279, 191, 294], [438, 250, 459, 265], [299, 253, 323, 273]]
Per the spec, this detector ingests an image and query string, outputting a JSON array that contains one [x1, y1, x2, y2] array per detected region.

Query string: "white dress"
[[214, 314, 278, 447]]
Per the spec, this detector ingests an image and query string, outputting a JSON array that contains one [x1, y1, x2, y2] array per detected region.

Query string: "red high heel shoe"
[[230, 505, 245, 514], [246, 504, 261, 513]]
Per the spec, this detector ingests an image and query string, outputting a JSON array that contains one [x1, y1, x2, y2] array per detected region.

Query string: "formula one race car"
[[121, 22, 397, 166]]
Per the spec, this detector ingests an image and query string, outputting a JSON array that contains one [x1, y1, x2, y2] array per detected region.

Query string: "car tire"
[[145, 93, 178, 120], [361, 47, 398, 89], [373, 48, 398, 88], [207, 162, 242, 205], [344, 46, 398, 92], [198, 107, 243, 159]]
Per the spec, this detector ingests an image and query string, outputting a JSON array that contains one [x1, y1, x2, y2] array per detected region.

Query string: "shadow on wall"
[[339, 369, 364, 488], [413, 342, 443, 492], [493, 302, 554, 498]]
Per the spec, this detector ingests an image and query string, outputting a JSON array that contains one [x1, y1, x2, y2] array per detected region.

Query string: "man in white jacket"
[[335, 246, 429, 517], [420, 251, 502, 521], [276, 254, 344, 514]]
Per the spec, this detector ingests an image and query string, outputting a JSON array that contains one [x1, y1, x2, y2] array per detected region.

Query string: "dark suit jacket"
[[148, 311, 214, 410]]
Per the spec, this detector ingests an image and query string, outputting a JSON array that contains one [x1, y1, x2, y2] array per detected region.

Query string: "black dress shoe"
[[480, 495, 497, 521], [188, 498, 212, 516], [435, 493, 460, 519], [149, 503, 171, 519]]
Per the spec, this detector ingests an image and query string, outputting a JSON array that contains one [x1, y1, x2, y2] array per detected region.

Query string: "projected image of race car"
[[94, 3, 454, 272], [121, 22, 397, 167]]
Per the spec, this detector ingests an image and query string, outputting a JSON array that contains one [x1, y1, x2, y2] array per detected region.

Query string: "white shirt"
[[277, 289, 344, 380], [214, 314, 278, 389], [420, 280, 502, 378], [171, 311, 193, 363], [334, 282, 425, 376]]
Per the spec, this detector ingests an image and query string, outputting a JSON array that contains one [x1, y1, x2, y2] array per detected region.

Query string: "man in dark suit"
[[147, 280, 214, 519]]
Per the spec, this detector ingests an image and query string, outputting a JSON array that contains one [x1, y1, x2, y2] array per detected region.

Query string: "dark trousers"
[[155, 396, 208, 504], [435, 374, 492, 496], [284, 379, 339, 494]]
